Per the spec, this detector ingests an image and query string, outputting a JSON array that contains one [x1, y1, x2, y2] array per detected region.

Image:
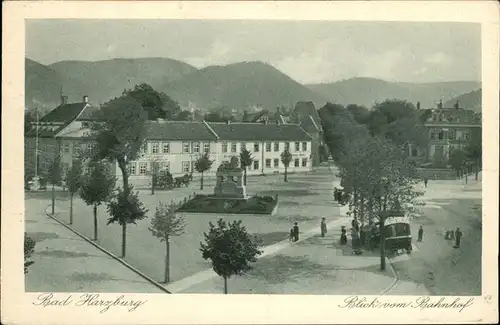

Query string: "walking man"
[[424, 177, 428, 188], [418, 225, 424, 242], [320, 218, 327, 237], [454, 227, 463, 248], [293, 222, 299, 242]]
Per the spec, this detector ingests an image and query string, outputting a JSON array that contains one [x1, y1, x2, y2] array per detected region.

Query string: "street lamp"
[[375, 177, 390, 271]]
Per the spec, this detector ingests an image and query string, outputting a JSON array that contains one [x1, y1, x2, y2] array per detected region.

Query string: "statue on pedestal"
[[214, 157, 247, 199]]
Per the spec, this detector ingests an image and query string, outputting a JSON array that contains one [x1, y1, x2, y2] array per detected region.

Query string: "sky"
[[25, 20, 481, 84]]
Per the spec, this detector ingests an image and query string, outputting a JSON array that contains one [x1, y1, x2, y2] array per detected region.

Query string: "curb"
[[43, 205, 171, 294], [379, 256, 399, 295]]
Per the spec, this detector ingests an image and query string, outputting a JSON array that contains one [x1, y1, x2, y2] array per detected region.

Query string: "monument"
[[214, 157, 247, 199]]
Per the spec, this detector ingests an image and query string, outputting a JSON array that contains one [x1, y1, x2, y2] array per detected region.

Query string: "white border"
[[2, 1, 499, 324]]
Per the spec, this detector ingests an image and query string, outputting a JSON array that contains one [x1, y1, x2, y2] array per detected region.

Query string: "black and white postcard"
[[2, 1, 499, 324]]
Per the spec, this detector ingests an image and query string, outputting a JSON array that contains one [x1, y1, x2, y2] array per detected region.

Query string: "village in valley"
[[24, 20, 482, 295]]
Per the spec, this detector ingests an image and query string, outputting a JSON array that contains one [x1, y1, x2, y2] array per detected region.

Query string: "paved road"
[[387, 177, 482, 295]]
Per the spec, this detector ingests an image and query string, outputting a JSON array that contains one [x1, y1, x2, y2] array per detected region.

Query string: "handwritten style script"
[[339, 296, 475, 312], [33, 293, 148, 314]]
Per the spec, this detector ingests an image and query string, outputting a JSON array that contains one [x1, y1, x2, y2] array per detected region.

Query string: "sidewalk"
[[25, 207, 167, 293], [175, 228, 395, 294], [167, 206, 396, 295]]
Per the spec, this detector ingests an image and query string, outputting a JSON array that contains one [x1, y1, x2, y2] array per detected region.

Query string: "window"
[[302, 142, 307, 151], [183, 142, 190, 153], [295, 142, 300, 151], [204, 143, 210, 153], [254, 142, 259, 152], [231, 143, 237, 153], [274, 142, 280, 151], [253, 160, 259, 170], [193, 142, 200, 153], [130, 162, 136, 175], [302, 158, 308, 167], [160, 161, 170, 172], [294, 159, 300, 167], [140, 143, 147, 154], [265, 159, 271, 168], [222, 142, 228, 153], [139, 162, 147, 175], [64, 144, 70, 153], [152, 142, 159, 154], [274, 159, 279, 168], [74, 144, 81, 157], [182, 161, 190, 173], [438, 131, 444, 140], [265, 142, 271, 152], [162, 142, 170, 154], [430, 130, 437, 140], [285, 142, 290, 151], [86, 142, 93, 155]]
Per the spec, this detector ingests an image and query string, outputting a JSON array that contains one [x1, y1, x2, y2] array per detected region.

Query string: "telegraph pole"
[[34, 107, 40, 178]]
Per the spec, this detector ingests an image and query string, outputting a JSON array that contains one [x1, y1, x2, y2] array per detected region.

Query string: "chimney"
[[454, 100, 460, 110], [226, 120, 231, 125], [416, 101, 421, 110], [60, 95, 68, 105], [83, 95, 89, 103]]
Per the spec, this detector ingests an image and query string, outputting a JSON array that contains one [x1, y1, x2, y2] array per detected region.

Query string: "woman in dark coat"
[[340, 226, 347, 245]]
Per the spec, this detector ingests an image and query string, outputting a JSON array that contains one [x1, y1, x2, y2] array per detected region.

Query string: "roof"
[[25, 124, 67, 138], [76, 105, 101, 121], [207, 122, 312, 141], [144, 121, 219, 141], [39, 102, 89, 123], [300, 115, 321, 133], [422, 108, 481, 126], [291, 101, 322, 127]]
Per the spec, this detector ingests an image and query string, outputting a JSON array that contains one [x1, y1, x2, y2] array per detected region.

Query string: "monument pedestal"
[[214, 170, 247, 199]]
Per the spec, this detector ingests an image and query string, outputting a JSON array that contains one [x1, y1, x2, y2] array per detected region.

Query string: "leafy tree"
[[80, 161, 116, 241], [200, 219, 262, 294], [91, 94, 147, 195], [280, 149, 293, 182], [346, 104, 370, 125], [465, 132, 482, 180], [66, 161, 83, 225], [149, 201, 186, 283], [48, 156, 62, 215], [107, 187, 149, 258], [24, 233, 36, 274], [123, 83, 181, 120], [449, 148, 467, 178], [239, 149, 254, 185], [194, 153, 214, 190]]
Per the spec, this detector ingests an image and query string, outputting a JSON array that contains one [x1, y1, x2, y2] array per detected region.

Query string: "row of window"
[[127, 158, 309, 175], [141, 142, 210, 155], [222, 141, 308, 153], [429, 129, 471, 141]]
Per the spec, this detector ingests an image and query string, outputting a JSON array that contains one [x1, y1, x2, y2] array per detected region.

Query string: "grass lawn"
[[25, 168, 342, 284]]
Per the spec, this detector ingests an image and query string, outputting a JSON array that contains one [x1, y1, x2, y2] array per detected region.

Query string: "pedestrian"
[[320, 218, 327, 237], [340, 226, 347, 245], [454, 227, 463, 248], [352, 216, 360, 232], [424, 177, 428, 188], [289, 227, 294, 242], [418, 225, 424, 242], [351, 228, 362, 255], [293, 222, 299, 242]]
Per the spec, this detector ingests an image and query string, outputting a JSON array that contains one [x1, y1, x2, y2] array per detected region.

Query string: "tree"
[[91, 93, 148, 254], [449, 149, 467, 178], [280, 149, 292, 182], [194, 153, 214, 190], [123, 83, 181, 120], [48, 156, 62, 215], [172, 110, 192, 121], [66, 161, 83, 225], [239, 149, 254, 185], [24, 233, 36, 274], [80, 161, 116, 241], [465, 133, 482, 180], [199, 219, 262, 294], [107, 187, 149, 258], [148, 201, 186, 283]]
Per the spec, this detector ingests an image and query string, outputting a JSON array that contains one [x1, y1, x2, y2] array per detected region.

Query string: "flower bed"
[[176, 194, 279, 215]]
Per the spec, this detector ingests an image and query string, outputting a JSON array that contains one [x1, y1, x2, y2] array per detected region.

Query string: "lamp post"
[[375, 178, 390, 271]]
